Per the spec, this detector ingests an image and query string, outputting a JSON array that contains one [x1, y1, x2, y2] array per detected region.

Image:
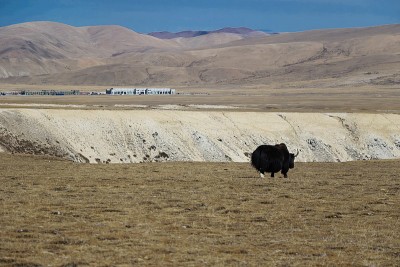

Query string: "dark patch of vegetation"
[[155, 151, 169, 159]]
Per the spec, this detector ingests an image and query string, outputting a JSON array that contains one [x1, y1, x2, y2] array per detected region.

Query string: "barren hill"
[[0, 21, 177, 79], [0, 22, 399, 87]]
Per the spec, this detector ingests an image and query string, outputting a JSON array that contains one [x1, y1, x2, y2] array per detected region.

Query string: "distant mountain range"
[[148, 27, 268, 39], [0, 21, 399, 87]]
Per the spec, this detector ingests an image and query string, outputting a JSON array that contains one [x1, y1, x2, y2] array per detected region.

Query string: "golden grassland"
[[1, 153, 399, 266]]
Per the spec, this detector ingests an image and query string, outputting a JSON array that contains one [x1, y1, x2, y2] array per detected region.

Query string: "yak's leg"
[[283, 173, 288, 178], [271, 172, 274, 178], [259, 169, 265, 178]]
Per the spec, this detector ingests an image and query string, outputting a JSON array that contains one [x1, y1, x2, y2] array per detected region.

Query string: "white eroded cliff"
[[0, 109, 399, 163]]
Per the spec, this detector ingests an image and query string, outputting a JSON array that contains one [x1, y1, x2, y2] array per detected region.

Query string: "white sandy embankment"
[[0, 109, 399, 163]]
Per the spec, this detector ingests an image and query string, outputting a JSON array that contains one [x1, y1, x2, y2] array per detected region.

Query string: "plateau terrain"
[[1, 20, 400, 267]]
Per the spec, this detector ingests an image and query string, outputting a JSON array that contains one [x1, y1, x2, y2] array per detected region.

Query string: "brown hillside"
[[171, 33, 246, 50], [0, 22, 399, 87], [0, 21, 178, 79]]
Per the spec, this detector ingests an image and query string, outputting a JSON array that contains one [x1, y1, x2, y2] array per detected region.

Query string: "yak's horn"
[[294, 149, 299, 157]]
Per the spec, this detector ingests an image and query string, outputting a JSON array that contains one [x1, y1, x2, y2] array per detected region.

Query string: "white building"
[[106, 88, 176, 95]]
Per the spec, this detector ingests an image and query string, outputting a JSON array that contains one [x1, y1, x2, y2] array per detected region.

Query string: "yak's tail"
[[251, 147, 262, 170]]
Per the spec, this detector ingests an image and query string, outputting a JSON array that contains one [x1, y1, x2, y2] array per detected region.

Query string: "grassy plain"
[[1, 153, 399, 266], [1, 84, 400, 112]]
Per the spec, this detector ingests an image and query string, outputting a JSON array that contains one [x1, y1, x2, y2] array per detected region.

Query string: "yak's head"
[[289, 150, 299, 169]]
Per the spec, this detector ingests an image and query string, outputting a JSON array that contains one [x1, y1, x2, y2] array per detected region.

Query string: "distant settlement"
[[0, 88, 176, 96]]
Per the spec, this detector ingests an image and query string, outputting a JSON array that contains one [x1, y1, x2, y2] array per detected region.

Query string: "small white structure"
[[106, 88, 176, 95]]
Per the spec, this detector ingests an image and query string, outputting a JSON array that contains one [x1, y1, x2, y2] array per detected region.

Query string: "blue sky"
[[0, 0, 399, 33]]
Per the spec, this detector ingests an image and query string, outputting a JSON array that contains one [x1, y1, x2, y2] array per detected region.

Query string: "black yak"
[[251, 143, 298, 178]]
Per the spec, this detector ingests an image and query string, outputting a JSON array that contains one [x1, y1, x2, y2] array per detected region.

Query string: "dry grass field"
[[1, 153, 399, 266]]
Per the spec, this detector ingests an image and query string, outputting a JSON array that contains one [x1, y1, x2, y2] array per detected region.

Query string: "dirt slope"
[[0, 109, 399, 163]]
